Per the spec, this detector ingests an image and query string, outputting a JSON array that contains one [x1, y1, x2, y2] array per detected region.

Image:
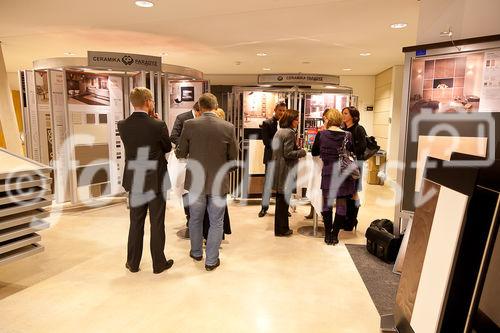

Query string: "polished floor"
[[0, 183, 396, 333]]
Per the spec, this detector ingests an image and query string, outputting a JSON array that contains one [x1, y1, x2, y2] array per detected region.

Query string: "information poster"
[[35, 70, 53, 166], [108, 75, 125, 194], [49, 70, 70, 203], [479, 50, 500, 112], [242, 91, 280, 128], [168, 81, 203, 131], [66, 70, 112, 201], [25, 70, 40, 162]]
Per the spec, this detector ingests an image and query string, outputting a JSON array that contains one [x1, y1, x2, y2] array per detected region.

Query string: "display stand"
[[383, 154, 500, 332], [0, 148, 52, 265], [394, 34, 500, 237], [19, 53, 206, 205], [227, 82, 354, 202]]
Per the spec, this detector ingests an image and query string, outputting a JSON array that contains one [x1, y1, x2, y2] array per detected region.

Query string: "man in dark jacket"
[[169, 102, 200, 226], [258, 102, 286, 217], [118, 87, 174, 274]]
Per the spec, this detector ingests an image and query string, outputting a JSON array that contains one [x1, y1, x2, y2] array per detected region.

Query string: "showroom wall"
[[374, 66, 404, 181]]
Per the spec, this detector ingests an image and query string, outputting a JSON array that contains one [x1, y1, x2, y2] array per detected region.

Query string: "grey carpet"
[[346, 244, 400, 316]]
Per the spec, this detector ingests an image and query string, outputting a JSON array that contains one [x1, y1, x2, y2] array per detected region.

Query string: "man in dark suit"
[[176, 93, 237, 271], [169, 102, 200, 226], [258, 102, 287, 217], [118, 87, 174, 274]]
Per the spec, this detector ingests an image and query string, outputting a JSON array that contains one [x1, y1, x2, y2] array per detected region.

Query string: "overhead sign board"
[[87, 51, 161, 72], [258, 73, 340, 85]]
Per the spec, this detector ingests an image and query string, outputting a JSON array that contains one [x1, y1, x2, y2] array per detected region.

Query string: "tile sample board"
[[0, 148, 52, 265]]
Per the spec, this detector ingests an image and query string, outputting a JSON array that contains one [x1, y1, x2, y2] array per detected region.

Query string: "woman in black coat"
[[271, 109, 307, 237], [341, 106, 367, 231]]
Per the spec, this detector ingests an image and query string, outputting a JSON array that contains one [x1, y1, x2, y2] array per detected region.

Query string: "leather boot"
[[332, 214, 346, 245], [321, 211, 333, 245], [344, 199, 355, 231]]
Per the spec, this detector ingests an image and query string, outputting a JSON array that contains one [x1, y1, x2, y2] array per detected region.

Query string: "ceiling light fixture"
[[135, 1, 154, 8], [390, 23, 408, 29], [342, 68, 352, 71], [360, 52, 371, 56], [256, 52, 268, 57], [302, 61, 311, 64], [64, 52, 76, 56], [262, 68, 271, 71], [160, 52, 168, 56], [325, 85, 338, 89]]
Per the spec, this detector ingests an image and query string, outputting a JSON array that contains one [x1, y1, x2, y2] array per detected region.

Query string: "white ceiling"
[[0, 0, 420, 75]]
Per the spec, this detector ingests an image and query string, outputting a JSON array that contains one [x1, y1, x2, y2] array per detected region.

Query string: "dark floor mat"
[[346, 244, 400, 316]]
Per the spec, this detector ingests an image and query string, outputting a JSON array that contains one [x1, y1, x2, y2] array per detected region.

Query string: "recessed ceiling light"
[[262, 68, 271, 71], [360, 52, 371, 56], [64, 52, 76, 56], [390, 23, 408, 29], [160, 52, 168, 56], [256, 52, 268, 57], [342, 68, 352, 71], [302, 61, 311, 64], [135, 1, 154, 8]]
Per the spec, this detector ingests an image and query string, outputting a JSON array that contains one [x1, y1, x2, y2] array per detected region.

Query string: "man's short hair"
[[279, 109, 299, 128], [198, 93, 218, 111], [130, 87, 153, 108], [275, 102, 287, 110]]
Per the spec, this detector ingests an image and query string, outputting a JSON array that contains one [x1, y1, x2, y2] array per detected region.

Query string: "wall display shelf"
[[0, 148, 52, 266]]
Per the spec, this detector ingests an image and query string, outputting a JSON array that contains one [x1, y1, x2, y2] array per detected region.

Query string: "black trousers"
[[127, 192, 168, 272], [274, 192, 291, 235]]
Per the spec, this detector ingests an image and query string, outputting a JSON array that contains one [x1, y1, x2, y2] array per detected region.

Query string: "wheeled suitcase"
[[365, 219, 401, 263]]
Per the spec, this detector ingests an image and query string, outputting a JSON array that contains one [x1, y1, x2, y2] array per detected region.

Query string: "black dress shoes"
[[275, 229, 293, 237], [205, 258, 220, 271], [125, 263, 139, 273], [258, 208, 268, 217], [153, 259, 174, 274], [189, 252, 203, 261]]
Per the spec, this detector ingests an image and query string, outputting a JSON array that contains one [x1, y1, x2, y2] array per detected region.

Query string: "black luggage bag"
[[365, 219, 402, 263]]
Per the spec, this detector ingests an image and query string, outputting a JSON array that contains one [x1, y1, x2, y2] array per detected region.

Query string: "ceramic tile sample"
[[395, 180, 440, 328], [0, 150, 46, 175], [248, 140, 266, 174], [410, 186, 469, 332], [415, 136, 487, 191], [72, 124, 109, 144]]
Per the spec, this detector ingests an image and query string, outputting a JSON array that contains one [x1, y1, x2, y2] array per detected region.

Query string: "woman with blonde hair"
[[311, 108, 356, 245]]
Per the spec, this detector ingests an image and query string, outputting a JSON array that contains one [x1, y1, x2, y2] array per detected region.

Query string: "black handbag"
[[363, 136, 380, 160], [365, 219, 402, 263], [339, 133, 360, 180]]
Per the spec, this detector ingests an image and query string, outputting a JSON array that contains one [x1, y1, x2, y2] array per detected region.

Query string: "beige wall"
[[374, 66, 404, 181], [8, 72, 20, 90], [417, 0, 500, 44]]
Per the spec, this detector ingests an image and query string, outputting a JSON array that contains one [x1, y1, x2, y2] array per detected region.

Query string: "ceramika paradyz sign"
[[87, 51, 162, 71], [258, 73, 340, 85]]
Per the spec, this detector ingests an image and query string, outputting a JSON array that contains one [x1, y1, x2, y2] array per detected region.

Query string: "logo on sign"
[[277, 76, 283, 81], [122, 55, 134, 66]]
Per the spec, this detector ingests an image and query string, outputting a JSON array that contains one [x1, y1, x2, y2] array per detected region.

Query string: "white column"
[[0, 42, 23, 155]]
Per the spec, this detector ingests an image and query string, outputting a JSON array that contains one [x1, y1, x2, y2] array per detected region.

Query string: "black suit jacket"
[[170, 110, 194, 146], [261, 117, 279, 164], [118, 112, 172, 194]]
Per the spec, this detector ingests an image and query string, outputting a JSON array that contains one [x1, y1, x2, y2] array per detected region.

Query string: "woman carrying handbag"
[[311, 109, 357, 245]]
